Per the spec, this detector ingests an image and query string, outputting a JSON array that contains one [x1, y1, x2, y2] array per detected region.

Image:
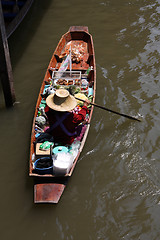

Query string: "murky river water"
[[1, 0, 160, 239]]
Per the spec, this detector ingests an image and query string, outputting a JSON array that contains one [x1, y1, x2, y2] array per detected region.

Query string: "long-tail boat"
[[1, 0, 34, 38], [29, 26, 96, 203]]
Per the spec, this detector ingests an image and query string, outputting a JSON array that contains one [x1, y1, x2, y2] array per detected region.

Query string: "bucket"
[[33, 156, 53, 175], [53, 152, 74, 176]]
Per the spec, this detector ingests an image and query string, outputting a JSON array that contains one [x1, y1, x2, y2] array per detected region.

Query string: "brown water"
[[1, 0, 160, 239]]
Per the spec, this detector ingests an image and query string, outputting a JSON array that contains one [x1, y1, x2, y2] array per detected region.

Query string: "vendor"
[[44, 89, 90, 145]]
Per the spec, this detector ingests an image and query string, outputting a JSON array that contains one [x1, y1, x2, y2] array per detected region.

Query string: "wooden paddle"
[[75, 97, 141, 122]]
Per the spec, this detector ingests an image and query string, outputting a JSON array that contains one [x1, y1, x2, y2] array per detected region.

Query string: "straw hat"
[[46, 89, 77, 112]]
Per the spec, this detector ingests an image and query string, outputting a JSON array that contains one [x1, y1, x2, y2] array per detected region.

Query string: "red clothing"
[[45, 106, 89, 144]]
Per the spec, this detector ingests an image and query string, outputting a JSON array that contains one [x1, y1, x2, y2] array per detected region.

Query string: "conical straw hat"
[[46, 89, 77, 112]]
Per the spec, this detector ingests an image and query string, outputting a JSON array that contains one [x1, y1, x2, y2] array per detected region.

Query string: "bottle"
[[88, 87, 93, 97], [86, 66, 93, 75], [87, 81, 93, 96], [32, 153, 36, 162], [81, 78, 89, 93]]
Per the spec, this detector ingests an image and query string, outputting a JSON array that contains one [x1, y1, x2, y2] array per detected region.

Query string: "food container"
[[54, 79, 75, 86], [52, 146, 68, 155], [52, 152, 74, 176], [81, 78, 88, 94], [88, 87, 93, 96]]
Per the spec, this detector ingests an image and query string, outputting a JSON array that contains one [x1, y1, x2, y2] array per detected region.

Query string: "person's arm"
[[73, 100, 90, 123], [83, 99, 90, 107]]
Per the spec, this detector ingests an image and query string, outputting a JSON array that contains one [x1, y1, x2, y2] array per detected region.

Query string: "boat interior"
[[30, 28, 95, 179]]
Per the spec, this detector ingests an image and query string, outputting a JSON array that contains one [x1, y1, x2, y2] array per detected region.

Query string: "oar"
[[75, 97, 141, 122]]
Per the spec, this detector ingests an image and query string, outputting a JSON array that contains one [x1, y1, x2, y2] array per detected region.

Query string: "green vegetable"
[[69, 85, 76, 95], [74, 87, 81, 94]]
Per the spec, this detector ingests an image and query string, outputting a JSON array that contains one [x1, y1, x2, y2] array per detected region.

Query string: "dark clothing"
[[45, 106, 89, 144]]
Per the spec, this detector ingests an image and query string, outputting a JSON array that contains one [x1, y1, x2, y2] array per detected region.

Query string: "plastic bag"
[[35, 116, 46, 127], [53, 152, 74, 175], [39, 141, 54, 151], [69, 141, 80, 158]]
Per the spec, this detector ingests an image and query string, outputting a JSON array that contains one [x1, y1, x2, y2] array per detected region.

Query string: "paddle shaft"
[[75, 97, 141, 122]]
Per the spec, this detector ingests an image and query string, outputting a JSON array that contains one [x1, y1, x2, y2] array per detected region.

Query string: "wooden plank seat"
[[55, 60, 89, 71]]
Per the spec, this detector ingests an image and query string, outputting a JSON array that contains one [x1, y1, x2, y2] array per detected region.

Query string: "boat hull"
[[29, 26, 96, 203]]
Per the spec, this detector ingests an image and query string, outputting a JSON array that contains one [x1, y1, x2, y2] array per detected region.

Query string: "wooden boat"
[[29, 26, 96, 203], [1, 0, 34, 38]]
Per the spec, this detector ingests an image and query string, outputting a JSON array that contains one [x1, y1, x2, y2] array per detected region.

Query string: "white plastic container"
[[53, 152, 74, 176]]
